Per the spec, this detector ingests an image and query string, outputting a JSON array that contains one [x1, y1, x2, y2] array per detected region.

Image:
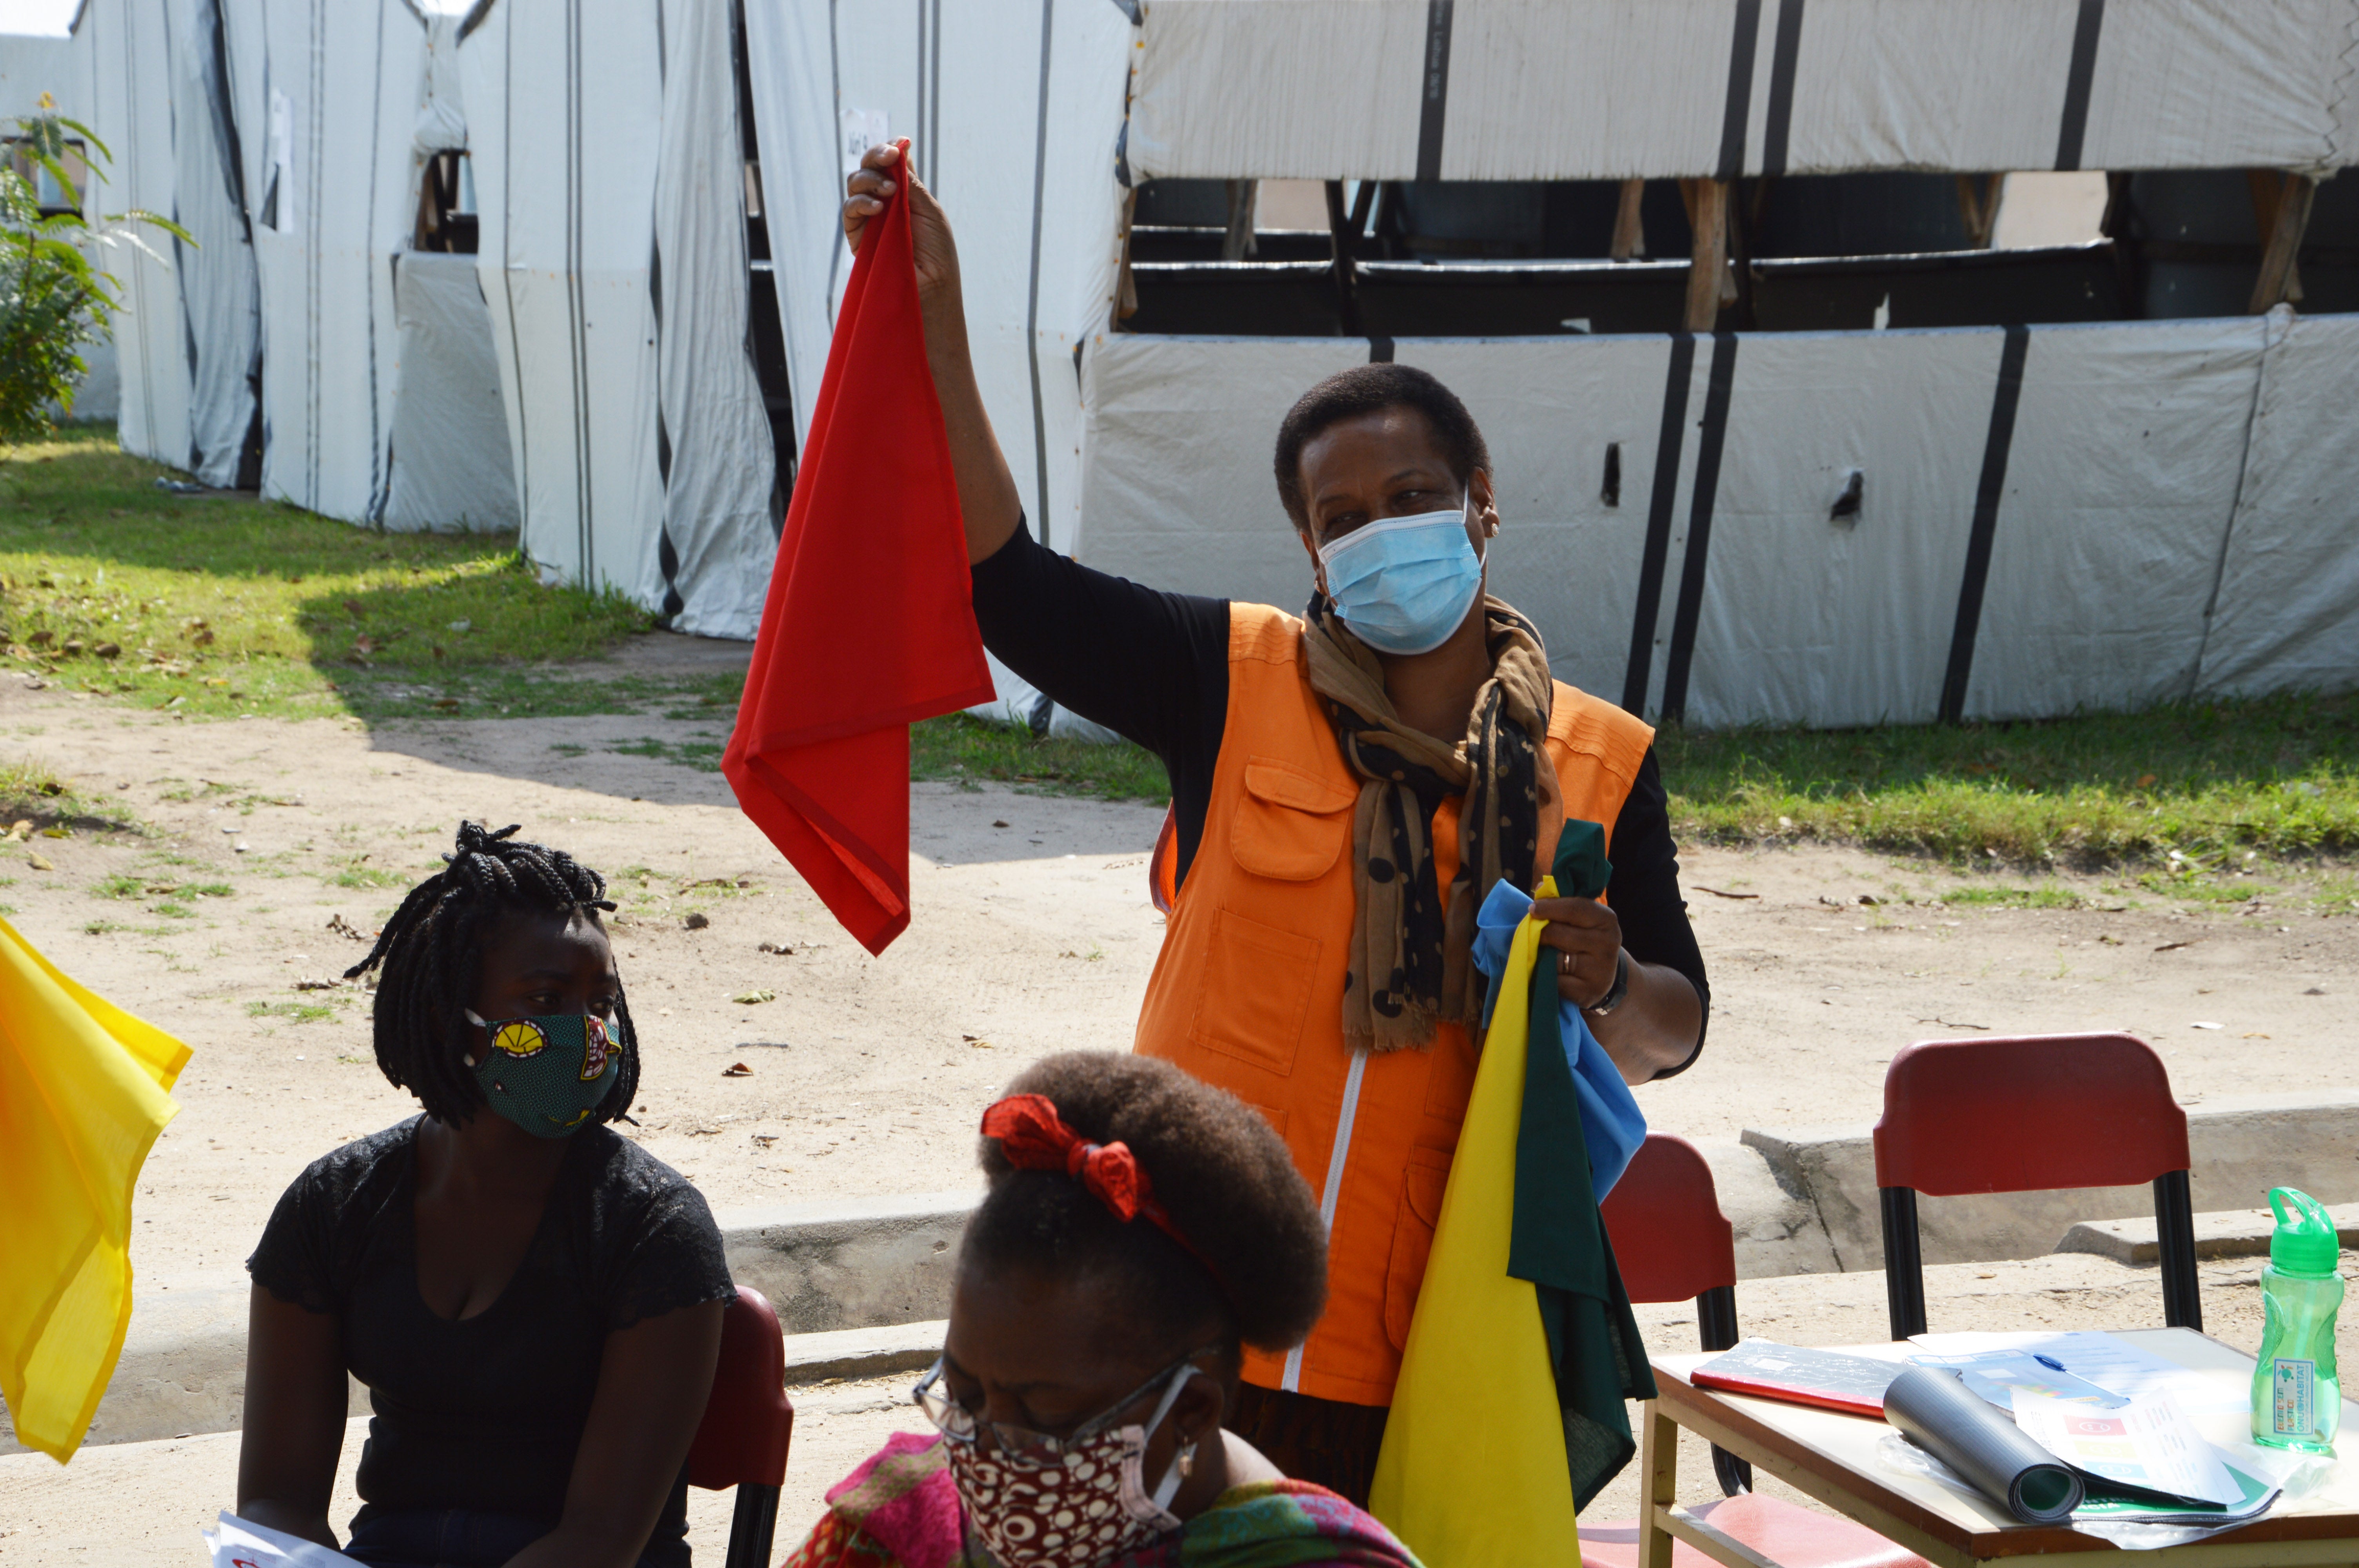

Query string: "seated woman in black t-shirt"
[[240, 822, 735, 1568]]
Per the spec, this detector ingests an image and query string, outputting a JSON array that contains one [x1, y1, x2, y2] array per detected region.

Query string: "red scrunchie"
[[980, 1093, 1219, 1283]]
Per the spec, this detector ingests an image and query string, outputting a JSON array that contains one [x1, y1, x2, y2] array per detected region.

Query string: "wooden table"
[[1641, 1329, 2359, 1567]]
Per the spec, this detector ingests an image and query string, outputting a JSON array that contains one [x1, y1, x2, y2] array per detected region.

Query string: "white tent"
[[461, 0, 778, 635], [756, 0, 2359, 725], [1125, 0, 2359, 183]]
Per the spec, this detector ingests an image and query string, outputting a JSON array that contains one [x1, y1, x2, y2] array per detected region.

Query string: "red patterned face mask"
[[937, 1359, 1200, 1568]]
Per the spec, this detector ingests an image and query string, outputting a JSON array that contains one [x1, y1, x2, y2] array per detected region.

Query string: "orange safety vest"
[[1135, 603, 1654, 1407]]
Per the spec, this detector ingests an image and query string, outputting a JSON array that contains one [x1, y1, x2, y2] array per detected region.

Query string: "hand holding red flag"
[[723, 140, 993, 955]]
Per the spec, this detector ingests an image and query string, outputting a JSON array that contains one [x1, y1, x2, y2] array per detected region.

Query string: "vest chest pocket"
[[1230, 756, 1358, 882], [1184, 908, 1320, 1077]]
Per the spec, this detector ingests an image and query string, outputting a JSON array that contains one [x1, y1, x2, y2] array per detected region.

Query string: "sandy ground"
[[1, 650, 2347, 1288], [1, 635, 2354, 1557], [4, 1252, 2345, 1564]]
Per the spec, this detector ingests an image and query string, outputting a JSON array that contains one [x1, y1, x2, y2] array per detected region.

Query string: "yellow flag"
[[0, 916, 189, 1461], [1369, 883, 1580, 1565]]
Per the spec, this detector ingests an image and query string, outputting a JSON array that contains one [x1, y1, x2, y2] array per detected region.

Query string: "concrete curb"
[[2059, 1202, 2359, 1265], [1743, 1092, 2359, 1271], [29, 1093, 2353, 1456], [0, 1194, 980, 1458], [783, 1320, 946, 1386]]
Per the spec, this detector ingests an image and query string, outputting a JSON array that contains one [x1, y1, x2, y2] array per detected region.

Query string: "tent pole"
[[2248, 171, 2313, 314], [1610, 178, 1645, 261], [1681, 179, 1728, 333]]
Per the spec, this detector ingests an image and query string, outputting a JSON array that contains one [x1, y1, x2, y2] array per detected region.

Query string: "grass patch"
[[0, 426, 651, 719], [1658, 692, 2357, 865], [912, 714, 1170, 802], [609, 736, 725, 771], [328, 858, 410, 889], [0, 753, 138, 835], [151, 900, 195, 918], [1937, 884, 2093, 909], [246, 1000, 336, 1024]]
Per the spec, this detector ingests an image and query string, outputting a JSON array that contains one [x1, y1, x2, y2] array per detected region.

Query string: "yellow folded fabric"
[[0, 916, 189, 1462], [1369, 880, 1580, 1564]]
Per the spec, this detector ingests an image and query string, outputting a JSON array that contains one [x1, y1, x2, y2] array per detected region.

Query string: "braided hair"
[[344, 821, 640, 1129]]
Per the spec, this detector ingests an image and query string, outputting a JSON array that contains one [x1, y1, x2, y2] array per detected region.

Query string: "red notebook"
[[1690, 1341, 1906, 1419]]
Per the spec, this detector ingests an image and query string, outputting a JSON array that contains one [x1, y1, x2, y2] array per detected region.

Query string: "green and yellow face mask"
[[463, 1009, 620, 1137]]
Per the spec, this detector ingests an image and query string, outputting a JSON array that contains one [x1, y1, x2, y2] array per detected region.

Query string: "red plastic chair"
[[687, 1286, 797, 1568], [1874, 1034, 2199, 1341], [1580, 1134, 1929, 1568]]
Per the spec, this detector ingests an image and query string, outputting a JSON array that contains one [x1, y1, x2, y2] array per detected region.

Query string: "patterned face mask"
[[935, 1359, 1200, 1568], [464, 1009, 619, 1138]]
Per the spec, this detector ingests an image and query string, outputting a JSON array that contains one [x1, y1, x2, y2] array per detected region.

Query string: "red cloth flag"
[[723, 143, 993, 955]]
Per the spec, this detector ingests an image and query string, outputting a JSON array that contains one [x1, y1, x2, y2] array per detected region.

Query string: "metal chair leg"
[[1696, 1284, 1754, 1495], [2153, 1170, 2204, 1331], [1880, 1185, 1928, 1340], [724, 1483, 781, 1568]]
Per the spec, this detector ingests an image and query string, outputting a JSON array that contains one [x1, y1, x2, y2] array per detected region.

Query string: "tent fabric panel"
[[780, 0, 1128, 548], [1962, 316, 2264, 723], [487, 268, 662, 598], [85, 0, 192, 468], [462, 0, 663, 601], [740, 0, 836, 452], [1679, 330, 2005, 731], [169, 0, 258, 488], [227, 0, 423, 521], [1124, 0, 2359, 182], [1383, 336, 1686, 705], [1778, 0, 2091, 177], [1123, 1, 1426, 188], [1076, 332, 1386, 601], [2077, 1, 2357, 177], [1441, 0, 1744, 183], [2193, 309, 2359, 697], [381, 251, 516, 532], [646, 0, 776, 641]]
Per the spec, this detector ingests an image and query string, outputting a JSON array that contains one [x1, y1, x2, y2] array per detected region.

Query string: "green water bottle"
[[2250, 1186, 2344, 1454]]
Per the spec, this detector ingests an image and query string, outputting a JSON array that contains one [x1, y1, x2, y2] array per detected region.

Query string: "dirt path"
[[1, 653, 2351, 1292]]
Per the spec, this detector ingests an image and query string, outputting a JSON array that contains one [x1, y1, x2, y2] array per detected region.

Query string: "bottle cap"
[[2268, 1186, 2342, 1279]]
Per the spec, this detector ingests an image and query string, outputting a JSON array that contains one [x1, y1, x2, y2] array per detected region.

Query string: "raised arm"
[[844, 142, 1022, 565], [236, 1289, 352, 1546]]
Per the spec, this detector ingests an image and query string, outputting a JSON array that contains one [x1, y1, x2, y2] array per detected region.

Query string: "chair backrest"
[[1600, 1133, 1737, 1306], [687, 1286, 794, 1491], [1873, 1033, 2189, 1196]]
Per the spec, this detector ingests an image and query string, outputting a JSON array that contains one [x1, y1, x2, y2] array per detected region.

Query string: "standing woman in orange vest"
[[845, 146, 1708, 1506]]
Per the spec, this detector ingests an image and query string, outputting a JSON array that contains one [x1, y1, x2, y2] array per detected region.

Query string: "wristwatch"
[[1583, 949, 1630, 1017]]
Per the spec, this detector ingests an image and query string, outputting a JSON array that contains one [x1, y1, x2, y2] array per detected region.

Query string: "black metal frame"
[[1879, 1172, 2204, 1343], [723, 1481, 781, 1568], [1696, 1281, 1755, 1495]]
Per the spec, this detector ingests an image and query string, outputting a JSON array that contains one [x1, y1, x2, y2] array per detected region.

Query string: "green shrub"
[[0, 105, 185, 443]]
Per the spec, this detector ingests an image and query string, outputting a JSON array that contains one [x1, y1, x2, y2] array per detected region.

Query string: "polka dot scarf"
[[1303, 595, 1555, 1054]]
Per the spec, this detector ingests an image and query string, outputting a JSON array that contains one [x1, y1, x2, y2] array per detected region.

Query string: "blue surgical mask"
[[1317, 504, 1484, 655]]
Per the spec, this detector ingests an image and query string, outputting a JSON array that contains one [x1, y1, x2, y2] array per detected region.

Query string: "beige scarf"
[[1303, 596, 1556, 1053]]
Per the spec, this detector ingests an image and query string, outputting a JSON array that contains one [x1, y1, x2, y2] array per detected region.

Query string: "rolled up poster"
[[1883, 1365, 2084, 1525]]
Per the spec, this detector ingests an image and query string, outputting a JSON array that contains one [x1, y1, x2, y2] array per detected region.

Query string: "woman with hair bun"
[[782, 1052, 1424, 1568]]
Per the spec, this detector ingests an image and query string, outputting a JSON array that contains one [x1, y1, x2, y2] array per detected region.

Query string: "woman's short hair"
[[1271, 362, 1492, 532], [962, 1052, 1327, 1357], [343, 821, 639, 1128]]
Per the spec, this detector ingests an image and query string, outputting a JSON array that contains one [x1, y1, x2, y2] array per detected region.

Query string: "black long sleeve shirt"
[[971, 522, 1708, 1074]]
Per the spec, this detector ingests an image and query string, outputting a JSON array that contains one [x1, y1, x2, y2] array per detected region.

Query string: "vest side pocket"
[[1231, 757, 1356, 882], [1183, 907, 1320, 1077], [1382, 1146, 1456, 1351]]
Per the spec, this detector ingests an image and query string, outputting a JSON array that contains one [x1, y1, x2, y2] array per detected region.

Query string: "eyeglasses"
[[912, 1347, 1214, 1465]]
